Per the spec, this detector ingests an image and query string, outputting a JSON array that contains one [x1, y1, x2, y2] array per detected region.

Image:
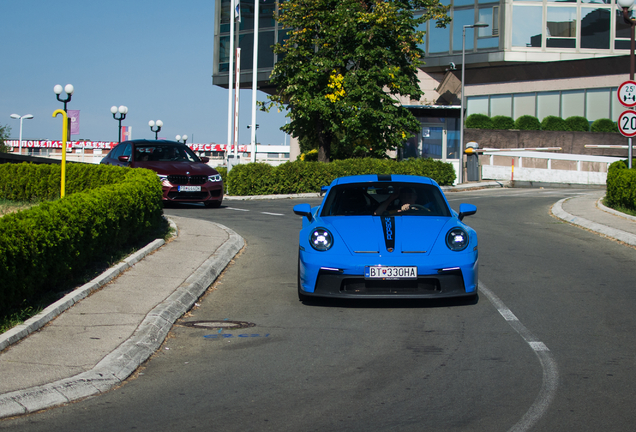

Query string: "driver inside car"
[[374, 186, 419, 215]]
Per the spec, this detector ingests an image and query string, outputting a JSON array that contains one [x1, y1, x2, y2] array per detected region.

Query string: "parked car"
[[100, 140, 223, 208], [293, 174, 478, 301]]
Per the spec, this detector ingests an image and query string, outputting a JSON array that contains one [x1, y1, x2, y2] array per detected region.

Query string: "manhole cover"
[[180, 320, 256, 330]]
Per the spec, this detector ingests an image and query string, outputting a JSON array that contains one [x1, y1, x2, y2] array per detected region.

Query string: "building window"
[[512, 5, 542, 48], [428, 20, 451, 54], [513, 93, 536, 118], [586, 88, 611, 121], [581, 7, 611, 49], [467, 96, 489, 115], [615, 8, 633, 49], [537, 92, 560, 120], [561, 90, 585, 118], [546, 7, 577, 48], [453, 8, 477, 51], [490, 95, 512, 117]]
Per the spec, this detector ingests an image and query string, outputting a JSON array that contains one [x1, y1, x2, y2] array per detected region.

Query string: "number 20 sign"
[[618, 110, 636, 137]]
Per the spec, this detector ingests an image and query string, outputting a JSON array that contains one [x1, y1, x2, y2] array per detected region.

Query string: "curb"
[[0, 220, 244, 419], [552, 197, 636, 247]]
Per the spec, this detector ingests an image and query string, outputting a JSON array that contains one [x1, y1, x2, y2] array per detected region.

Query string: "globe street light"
[[54, 84, 74, 154], [149, 120, 163, 139], [176, 134, 188, 144], [618, 0, 635, 168], [9, 113, 34, 155], [111, 105, 128, 143], [459, 22, 489, 184]]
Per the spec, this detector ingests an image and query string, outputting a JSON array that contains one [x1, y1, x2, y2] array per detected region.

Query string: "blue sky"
[[2, 0, 289, 146]]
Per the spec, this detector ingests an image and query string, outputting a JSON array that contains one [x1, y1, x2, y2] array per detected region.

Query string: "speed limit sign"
[[618, 81, 636, 107], [618, 110, 636, 137]]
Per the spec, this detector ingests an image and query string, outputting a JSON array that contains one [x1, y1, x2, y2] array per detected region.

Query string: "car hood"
[[324, 216, 452, 254], [135, 161, 216, 176]]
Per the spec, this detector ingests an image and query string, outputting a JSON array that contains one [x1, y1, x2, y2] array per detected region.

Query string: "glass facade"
[[466, 87, 621, 122]]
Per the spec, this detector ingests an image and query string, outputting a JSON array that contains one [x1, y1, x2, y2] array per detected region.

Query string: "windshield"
[[134, 144, 200, 163], [321, 182, 451, 217]]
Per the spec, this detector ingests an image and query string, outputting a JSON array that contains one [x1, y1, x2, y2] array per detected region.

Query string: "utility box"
[[465, 142, 480, 182]]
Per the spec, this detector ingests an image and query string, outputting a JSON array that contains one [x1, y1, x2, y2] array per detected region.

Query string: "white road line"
[[225, 207, 250, 212], [260, 212, 285, 216], [479, 281, 559, 432]]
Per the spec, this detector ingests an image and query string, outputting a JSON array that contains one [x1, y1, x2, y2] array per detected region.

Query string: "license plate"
[[365, 266, 417, 280], [178, 186, 201, 192]]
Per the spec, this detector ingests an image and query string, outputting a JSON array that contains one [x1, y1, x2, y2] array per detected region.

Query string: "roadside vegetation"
[[0, 198, 35, 217]]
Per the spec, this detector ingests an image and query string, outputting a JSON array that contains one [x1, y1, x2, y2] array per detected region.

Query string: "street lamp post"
[[111, 105, 128, 143], [9, 113, 34, 155], [618, 0, 635, 168], [247, 124, 259, 162], [459, 22, 489, 184], [53, 84, 74, 155], [149, 120, 163, 139], [176, 134, 188, 144]]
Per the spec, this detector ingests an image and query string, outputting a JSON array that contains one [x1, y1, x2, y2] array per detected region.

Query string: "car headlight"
[[208, 174, 222, 182], [310, 228, 333, 251], [446, 227, 468, 251], [157, 174, 169, 185]]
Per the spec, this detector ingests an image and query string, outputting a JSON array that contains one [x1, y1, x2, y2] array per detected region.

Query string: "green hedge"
[[591, 118, 618, 133], [606, 159, 636, 211], [465, 114, 492, 129], [0, 163, 163, 315], [541, 115, 568, 131], [514, 115, 541, 131], [226, 158, 456, 195], [491, 115, 514, 130]]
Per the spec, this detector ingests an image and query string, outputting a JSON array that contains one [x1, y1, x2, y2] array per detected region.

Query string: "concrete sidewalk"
[[1, 182, 635, 419]]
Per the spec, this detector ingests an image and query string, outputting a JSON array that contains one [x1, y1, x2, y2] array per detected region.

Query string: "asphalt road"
[[2, 188, 635, 431]]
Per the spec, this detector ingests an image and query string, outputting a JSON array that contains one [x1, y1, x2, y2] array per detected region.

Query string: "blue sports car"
[[293, 174, 478, 301]]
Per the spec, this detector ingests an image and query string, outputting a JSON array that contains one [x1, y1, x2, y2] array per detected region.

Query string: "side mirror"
[[320, 186, 329, 196], [293, 203, 313, 222], [458, 203, 477, 221], [118, 155, 130, 163], [200, 156, 210, 163]]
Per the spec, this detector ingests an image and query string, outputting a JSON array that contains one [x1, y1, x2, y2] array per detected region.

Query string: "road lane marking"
[[260, 212, 284, 216], [479, 281, 559, 432], [225, 207, 250, 212]]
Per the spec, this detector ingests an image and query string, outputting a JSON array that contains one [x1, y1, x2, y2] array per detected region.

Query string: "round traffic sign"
[[618, 81, 636, 107], [618, 110, 636, 137]]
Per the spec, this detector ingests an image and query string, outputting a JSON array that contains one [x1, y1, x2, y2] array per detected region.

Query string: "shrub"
[[226, 158, 456, 196], [465, 114, 492, 129], [606, 160, 636, 211], [514, 115, 541, 131], [591, 118, 618, 133], [565, 116, 590, 132], [0, 163, 163, 316], [491, 115, 515, 130], [540, 116, 568, 131]]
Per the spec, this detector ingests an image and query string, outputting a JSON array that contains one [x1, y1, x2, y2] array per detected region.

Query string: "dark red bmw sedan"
[[100, 140, 223, 208]]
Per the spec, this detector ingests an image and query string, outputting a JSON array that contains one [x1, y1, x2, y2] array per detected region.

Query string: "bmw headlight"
[[446, 227, 468, 251], [157, 174, 170, 185], [208, 174, 222, 182], [310, 228, 333, 251]]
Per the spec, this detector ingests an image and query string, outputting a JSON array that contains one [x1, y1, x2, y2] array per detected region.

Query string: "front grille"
[[167, 175, 208, 185], [168, 175, 188, 185], [340, 278, 441, 294]]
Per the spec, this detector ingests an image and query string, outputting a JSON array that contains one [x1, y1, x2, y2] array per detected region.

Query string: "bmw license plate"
[[365, 266, 417, 280], [178, 186, 201, 192]]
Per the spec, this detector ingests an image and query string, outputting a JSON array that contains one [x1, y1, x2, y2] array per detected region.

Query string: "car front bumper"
[[161, 182, 223, 204], [299, 249, 478, 299]]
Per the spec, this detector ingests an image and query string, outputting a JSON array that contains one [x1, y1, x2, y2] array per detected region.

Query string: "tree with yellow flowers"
[[265, 0, 450, 162]]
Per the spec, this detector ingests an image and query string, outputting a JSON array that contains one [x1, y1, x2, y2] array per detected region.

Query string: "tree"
[[265, 0, 450, 162], [0, 124, 11, 153]]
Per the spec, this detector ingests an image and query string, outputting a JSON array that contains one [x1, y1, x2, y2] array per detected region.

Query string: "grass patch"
[[603, 198, 636, 217], [0, 198, 36, 217], [0, 215, 173, 335]]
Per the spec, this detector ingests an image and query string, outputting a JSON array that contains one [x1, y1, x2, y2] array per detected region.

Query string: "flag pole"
[[250, 0, 260, 163], [226, 0, 236, 163]]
